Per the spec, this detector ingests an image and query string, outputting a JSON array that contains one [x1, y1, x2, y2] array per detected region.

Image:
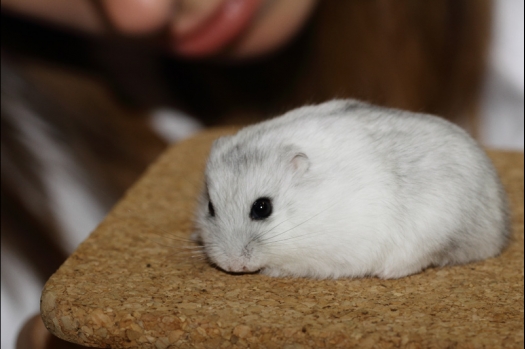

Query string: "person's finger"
[[103, 0, 175, 34], [2, 0, 104, 33]]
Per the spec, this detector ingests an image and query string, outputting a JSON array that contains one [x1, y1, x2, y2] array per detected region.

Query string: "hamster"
[[194, 99, 510, 279]]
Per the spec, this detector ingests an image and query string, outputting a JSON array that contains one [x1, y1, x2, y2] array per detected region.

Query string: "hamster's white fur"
[[195, 100, 510, 279]]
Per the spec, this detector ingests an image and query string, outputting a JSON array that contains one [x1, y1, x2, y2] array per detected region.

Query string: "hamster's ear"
[[282, 144, 310, 177], [290, 152, 310, 177]]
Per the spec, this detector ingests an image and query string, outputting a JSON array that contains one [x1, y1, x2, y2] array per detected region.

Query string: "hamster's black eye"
[[250, 198, 272, 220], [208, 201, 215, 217]]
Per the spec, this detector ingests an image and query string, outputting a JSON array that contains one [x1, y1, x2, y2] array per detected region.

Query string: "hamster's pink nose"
[[229, 266, 245, 272], [226, 262, 250, 273]]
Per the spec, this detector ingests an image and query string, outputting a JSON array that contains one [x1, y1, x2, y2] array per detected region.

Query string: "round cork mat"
[[41, 128, 524, 349]]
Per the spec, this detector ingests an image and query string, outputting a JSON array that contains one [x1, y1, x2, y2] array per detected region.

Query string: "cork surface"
[[41, 128, 524, 349]]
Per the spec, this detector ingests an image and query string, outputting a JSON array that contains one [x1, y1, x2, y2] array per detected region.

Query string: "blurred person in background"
[[1, 0, 522, 348]]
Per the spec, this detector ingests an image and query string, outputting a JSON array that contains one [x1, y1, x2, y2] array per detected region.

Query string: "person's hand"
[[2, 0, 317, 58]]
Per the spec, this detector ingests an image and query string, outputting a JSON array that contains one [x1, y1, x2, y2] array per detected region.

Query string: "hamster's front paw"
[[260, 267, 288, 278], [190, 231, 202, 243]]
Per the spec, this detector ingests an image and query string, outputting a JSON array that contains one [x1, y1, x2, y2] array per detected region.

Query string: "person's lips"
[[172, 0, 263, 57]]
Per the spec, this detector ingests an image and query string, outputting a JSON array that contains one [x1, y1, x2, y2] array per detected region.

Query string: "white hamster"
[[194, 99, 509, 279]]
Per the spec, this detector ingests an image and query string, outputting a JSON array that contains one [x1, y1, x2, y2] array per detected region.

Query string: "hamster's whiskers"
[[249, 217, 294, 244], [188, 250, 207, 259], [110, 211, 204, 263], [258, 200, 342, 244]]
